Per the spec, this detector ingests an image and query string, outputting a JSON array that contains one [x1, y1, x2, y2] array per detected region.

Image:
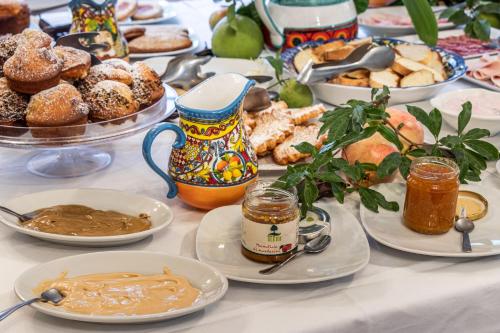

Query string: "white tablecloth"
[[2, 1, 500, 332]]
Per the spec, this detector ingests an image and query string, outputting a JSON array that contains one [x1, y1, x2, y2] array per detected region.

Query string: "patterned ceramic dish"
[[282, 37, 467, 105]]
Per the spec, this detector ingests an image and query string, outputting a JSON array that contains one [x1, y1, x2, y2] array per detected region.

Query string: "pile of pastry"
[[123, 25, 192, 54], [0, 29, 164, 137], [244, 102, 327, 165], [293, 38, 448, 88]]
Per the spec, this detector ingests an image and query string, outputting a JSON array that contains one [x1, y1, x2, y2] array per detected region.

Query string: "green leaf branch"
[[276, 87, 500, 215]]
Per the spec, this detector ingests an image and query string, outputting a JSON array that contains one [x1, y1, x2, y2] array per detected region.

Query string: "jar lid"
[[456, 190, 488, 221], [299, 207, 331, 244]]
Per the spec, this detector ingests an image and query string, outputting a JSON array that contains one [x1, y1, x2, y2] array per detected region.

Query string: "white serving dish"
[[118, 0, 176, 26], [0, 188, 173, 247], [430, 88, 500, 135], [14, 251, 228, 323], [358, 6, 454, 37], [196, 202, 370, 284], [361, 183, 500, 257]]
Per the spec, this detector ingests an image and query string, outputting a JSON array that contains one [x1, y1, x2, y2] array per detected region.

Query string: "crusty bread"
[[293, 48, 321, 72], [348, 37, 373, 48], [312, 40, 345, 60], [391, 57, 445, 82], [330, 74, 369, 87], [400, 70, 435, 87], [394, 44, 432, 64], [323, 45, 355, 61], [421, 51, 446, 81], [369, 69, 399, 88], [345, 69, 370, 79]]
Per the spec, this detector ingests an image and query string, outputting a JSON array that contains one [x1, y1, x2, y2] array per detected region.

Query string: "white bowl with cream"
[[0, 188, 174, 246], [430, 88, 500, 135], [14, 251, 228, 323]]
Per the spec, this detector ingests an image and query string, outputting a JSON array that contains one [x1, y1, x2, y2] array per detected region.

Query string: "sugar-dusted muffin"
[[54, 46, 92, 81], [131, 61, 164, 107], [3, 31, 62, 94], [86, 80, 139, 121], [77, 63, 133, 98], [26, 83, 89, 138], [0, 33, 20, 77], [0, 0, 30, 35]]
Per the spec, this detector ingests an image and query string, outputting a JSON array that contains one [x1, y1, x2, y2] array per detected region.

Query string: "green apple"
[[211, 14, 263, 59], [279, 79, 313, 108]]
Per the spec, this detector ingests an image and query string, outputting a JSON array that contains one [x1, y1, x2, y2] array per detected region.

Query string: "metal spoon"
[[0, 288, 64, 321], [297, 46, 395, 84], [455, 207, 475, 253], [0, 206, 37, 222], [259, 235, 331, 275]]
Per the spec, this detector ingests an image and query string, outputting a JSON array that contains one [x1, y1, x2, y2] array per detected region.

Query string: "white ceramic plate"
[[359, 6, 454, 37], [361, 183, 500, 257], [14, 251, 228, 323], [196, 202, 370, 284], [26, 0, 68, 12], [462, 58, 500, 92], [0, 189, 173, 247], [129, 32, 200, 59], [118, 1, 176, 26]]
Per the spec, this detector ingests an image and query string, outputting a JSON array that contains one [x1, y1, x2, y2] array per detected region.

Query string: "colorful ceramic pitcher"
[[69, 0, 129, 60], [255, 0, 358, 50], [142, 74, 258, 210]]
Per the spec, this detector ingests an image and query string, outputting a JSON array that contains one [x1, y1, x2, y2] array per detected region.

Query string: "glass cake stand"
[[0, 85, 177, 178]]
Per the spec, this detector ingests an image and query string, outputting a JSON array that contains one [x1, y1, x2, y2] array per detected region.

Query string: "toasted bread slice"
[[400, 69, 435, 87], [312, 40, 345, 60], [394, 44, 432, 64], [323, 45, 355, 61], [293, 48, 322, 72], [345, 69, 370, 79], [347, 37, 373, 48], [330, 74, 369, 87], [369, 69, 400, 88], [391, 57, 445, 82], [273, 124, 327, 165], [421, 51, 446, 80]]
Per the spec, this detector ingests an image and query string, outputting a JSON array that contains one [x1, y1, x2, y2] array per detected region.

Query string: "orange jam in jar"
[[241, 181, 299, 263], [403, 157, 460, 234]]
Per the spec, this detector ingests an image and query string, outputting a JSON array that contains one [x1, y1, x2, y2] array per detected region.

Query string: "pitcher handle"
[[254, 0, 284, 49], [142, 123, 186, 199]]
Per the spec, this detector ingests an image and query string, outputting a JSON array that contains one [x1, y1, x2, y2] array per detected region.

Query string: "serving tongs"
[[297, 44, 395, 84], [55, 32, 108, 65]]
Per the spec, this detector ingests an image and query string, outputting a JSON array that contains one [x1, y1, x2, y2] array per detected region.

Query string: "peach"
[[385, 108, 424, 152], [342, 132, 399, 186], [216, 160, 228, 171]]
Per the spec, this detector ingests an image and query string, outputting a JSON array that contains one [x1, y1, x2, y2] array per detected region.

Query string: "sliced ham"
[[467, 55, 500, 88]]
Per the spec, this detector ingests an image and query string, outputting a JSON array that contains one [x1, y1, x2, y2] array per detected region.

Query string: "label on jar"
[[241, 217, 299, 255]]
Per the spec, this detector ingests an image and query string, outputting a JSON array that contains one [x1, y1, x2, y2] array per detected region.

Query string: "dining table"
[[1, 1, 500, 332]]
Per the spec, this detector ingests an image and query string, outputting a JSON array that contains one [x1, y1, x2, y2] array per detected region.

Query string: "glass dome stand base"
[[26, 147, 112, 178]]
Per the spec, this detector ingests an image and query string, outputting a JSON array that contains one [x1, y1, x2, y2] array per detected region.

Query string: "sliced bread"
[[394, 44, 432, 63], [400, 70, 435, 87], [369, 69, 400, 88], [391, 57, 445, 82]]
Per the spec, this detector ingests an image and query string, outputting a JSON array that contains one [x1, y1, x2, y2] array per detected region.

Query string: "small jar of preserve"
[[241, 181, 299, 263], [403, 156, 460, 234]]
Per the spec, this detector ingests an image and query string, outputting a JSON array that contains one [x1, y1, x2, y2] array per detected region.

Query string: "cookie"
[[128, 26, 192, 53], [249, 109, 294, 156], [273, 124, 327, 165]]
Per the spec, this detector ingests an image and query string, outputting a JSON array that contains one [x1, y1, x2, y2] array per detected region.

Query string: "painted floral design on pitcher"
[[169, 103, 258, 186], [69, 0, 129, 59], [142, 74, 258, 210]]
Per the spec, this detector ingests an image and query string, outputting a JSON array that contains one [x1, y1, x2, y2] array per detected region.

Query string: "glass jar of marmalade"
[[241, 181, 299, 263], [403, 157, 460, 234]]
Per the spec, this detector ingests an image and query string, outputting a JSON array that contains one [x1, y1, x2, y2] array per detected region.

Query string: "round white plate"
[[358, 6, 454, 37], [196, 202, 370, 284], [14, 251, 228, 323], [129, 33, 200, 59], [0, 189, 173, 247], [118, 1, 176, 26], [361, 183, 500, 257]]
